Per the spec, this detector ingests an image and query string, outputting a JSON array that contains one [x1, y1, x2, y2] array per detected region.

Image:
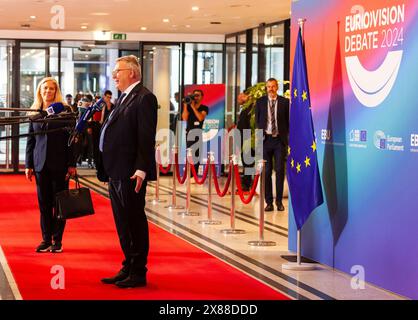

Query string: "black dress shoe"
[[101, 270, 129, 284], [115, 275, 147, 288], [276, 201, 285, 211], [265, 204, 274, 212]]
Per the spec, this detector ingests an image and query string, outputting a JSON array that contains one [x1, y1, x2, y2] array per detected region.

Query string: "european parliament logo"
[[374, 130, 387, 150], [374, 130, 404, 152]]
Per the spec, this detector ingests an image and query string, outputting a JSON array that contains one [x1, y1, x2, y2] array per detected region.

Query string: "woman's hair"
[[31, 77, 64, 110]]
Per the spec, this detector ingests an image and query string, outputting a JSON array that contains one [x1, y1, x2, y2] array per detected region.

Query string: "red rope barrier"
[[211, 163, 232, 197], [175, 153, 188, 184], [159, 163, 172, 174], [234, 165, 260, 204], [190, 160, 209, 185], [155, 148, 171, 174]]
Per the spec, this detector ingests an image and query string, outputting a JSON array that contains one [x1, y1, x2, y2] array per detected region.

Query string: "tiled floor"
[[72, 169, 405, 300]]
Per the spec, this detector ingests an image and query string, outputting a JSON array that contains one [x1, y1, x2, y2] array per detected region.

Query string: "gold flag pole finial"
[[298, 18, 307, 40]]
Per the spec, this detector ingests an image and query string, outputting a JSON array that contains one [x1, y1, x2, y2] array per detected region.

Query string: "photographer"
[[181, 89, 208, 178]]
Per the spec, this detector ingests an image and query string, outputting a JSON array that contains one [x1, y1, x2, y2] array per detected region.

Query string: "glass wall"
[[184, 43, 223, 85], [142, 44, 181, 151], [225, 37, 237, 127], [60, 42, 120, 99], [18, 42, 60, 166], [252, 29, 259, 86], [225, 19, 290, 126], [237, 33, 247, 95], [20, 42, 59, 108], [265, 23, 285, 95]]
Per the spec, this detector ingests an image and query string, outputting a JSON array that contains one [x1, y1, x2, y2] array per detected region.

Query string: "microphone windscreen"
[[93, 98, 106, 111], [46, 102, 65, 115]]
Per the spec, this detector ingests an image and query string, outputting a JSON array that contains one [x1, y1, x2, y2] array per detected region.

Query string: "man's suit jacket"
[[255, 95, 289, 145], [25, 110, 76, 172], [101, 83, 158, 181]]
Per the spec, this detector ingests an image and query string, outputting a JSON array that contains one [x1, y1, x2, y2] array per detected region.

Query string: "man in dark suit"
[[255, 78, 289, 212], [99, 55, 158, 288]]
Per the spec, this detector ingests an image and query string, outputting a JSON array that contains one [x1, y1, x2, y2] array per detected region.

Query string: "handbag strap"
[[73, 175, 81, 189]]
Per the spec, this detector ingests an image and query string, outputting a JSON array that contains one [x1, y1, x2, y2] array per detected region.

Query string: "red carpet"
[[0, 175, 289, 300]]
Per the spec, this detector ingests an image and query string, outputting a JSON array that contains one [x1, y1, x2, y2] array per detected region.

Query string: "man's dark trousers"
[[263, 135, 286, 205], [109, 178, 149, 277]]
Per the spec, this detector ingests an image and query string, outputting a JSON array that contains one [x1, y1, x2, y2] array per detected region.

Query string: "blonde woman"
[[25, 77, 77, 253]]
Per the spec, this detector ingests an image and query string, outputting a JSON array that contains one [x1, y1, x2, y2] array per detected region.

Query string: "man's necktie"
[[99, 92, 126, 152], [270, 99, 277, 136]]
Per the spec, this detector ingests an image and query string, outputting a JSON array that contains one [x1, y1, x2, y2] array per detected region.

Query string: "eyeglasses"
[[112, 68, 131, 77]]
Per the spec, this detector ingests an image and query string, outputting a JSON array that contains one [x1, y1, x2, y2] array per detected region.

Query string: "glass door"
[[17, 41, 59, 169]]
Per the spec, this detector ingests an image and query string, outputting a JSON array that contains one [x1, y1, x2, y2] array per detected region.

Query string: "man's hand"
[[25, 168, 33, 182], [130, 174, 143, 193], [66, 167, 77, 180]]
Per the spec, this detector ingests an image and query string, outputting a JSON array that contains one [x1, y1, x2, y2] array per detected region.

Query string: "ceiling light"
[[91, 12, 110, 16], [81, 26, 88, 29], [140, 27, 147, 31], [163, 18, 170, 23], [229, 4, 250, 8], [185, 25, 191, 28], [30, 16, 36, 19], [192, 6, 199, 11]]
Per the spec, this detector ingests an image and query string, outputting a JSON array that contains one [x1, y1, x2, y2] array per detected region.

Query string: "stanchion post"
[[221, 155, 245, 234], [248, 160, 276, 246], [165, 145, 184, 210], [199, 152, 222, 225], [179, 148, 199, 216], [148, 144, 167, 204]]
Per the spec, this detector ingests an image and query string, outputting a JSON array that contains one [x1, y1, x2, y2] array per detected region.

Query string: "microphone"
[[46, 102, 65, 116], [72, 98, 107, 137]]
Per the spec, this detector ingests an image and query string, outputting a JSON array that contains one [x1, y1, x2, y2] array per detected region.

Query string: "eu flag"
[[287, 27, 324, 230]]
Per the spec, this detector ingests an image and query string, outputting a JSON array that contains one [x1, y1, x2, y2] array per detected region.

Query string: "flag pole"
[[282, 18, 317, 272]]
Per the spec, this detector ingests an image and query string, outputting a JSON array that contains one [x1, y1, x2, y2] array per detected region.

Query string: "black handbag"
[[55, 176, 95, 219]]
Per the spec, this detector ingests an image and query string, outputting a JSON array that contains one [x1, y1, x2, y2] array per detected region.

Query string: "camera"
[[183, 94, 198, 104]]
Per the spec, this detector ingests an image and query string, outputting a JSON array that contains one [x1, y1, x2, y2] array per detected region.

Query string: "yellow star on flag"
[[304, 156, 311, 167], [291, 158, 294, 168], [296, 163, 301, 173], [311, 141, 317, 152], [302, 90, 308, 101], [294, 89, 298, 98], [288, 146, 291, 155]]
